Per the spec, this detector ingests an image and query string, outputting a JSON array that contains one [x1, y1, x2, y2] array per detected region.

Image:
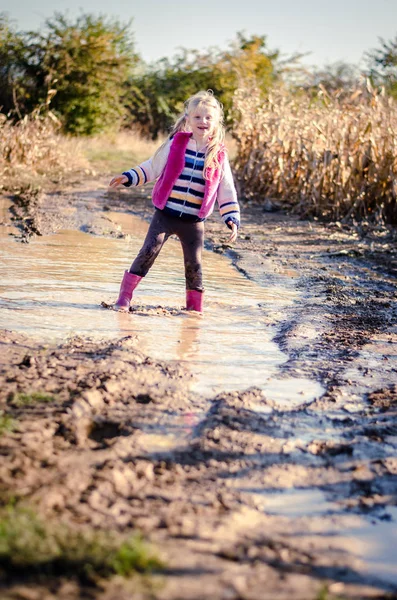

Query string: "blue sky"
[[2, 0, 396, 68]]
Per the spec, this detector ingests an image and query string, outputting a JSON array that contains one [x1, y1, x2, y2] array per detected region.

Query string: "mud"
[[0, 181, 397, 600]]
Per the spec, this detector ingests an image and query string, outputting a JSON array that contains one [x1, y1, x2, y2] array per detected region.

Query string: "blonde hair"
[[155, 90, 226, 179]]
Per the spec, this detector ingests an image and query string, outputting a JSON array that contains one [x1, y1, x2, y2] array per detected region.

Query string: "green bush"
[[125, 33, 279, 138], [0, 14, 29, 116], [0, 12, 139, 134], [1, 14, 281, 137], [33, 13, 139, 134], [367, 35, 397, 97]]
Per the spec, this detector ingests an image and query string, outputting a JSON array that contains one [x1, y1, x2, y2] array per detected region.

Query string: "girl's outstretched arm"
[[108, 139, 172, 189]]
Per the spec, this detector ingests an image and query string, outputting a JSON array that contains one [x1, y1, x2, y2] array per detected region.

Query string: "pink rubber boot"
[[186, 290, 203, 313], [113, 271, 142, 311]]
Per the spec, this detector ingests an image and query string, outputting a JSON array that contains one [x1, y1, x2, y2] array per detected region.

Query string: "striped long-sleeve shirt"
[[123, 138, 240, 229]]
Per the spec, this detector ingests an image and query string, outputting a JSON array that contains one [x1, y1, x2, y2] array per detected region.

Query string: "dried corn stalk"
[[232, 84, 397, 225], [0, 112, 86, 187]]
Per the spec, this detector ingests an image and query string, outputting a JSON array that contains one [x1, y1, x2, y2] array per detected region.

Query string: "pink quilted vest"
[[152, 132, 225, 219]]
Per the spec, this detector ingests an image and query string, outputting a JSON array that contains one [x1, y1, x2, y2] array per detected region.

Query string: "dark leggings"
[[129, 210, 204, 291]]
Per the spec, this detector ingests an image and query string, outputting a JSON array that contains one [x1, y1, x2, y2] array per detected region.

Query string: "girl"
[[108, 90, 240, 313]]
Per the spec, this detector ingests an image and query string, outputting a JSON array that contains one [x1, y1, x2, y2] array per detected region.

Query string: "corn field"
[[0, 112, 86, 188], [232, 84, 397, 225]]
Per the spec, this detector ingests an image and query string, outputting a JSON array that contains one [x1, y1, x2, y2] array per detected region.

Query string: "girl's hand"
[[109, 174, 128, 188], [227, 222, 238, 243]]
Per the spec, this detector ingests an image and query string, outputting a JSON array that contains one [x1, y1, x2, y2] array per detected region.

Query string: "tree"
[[125, 33, 280, 138], [302, 61, 361, 94], [124, 50, 225, 138], [0, 12, 140, 134], [218, 34, 277, 94], [367, 35, 397, 97], [34, 13, 139, 134], [0, 14, 31, 117]]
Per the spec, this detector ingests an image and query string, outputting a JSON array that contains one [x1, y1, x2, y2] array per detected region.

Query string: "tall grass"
[[0, 113, 163, 190], [0, 111, 88, 190], [232, 83, 397, 225]]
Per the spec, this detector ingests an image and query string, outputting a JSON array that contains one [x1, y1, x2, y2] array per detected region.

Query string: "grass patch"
[[9, 391, 56, 406], [81, 130, 163, 175], [0, 411, 15, 435], [0, 505, 163, 580], [315, 586, 347, 600], [84, 147, 137, 175]]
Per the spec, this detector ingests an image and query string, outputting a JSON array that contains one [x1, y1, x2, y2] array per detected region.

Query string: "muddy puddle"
[[0, 208, 323, 400], [2, 192, 397, 598], [241, 488, 397, 587]]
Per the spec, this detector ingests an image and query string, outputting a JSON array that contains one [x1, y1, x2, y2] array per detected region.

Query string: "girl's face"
[[186, 104, 219, 144]]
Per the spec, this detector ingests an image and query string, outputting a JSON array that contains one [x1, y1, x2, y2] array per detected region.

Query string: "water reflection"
[[0, 210, 321, 399]]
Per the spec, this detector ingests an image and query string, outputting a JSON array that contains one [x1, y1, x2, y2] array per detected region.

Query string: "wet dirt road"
[[0, 181, 397, 600]]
